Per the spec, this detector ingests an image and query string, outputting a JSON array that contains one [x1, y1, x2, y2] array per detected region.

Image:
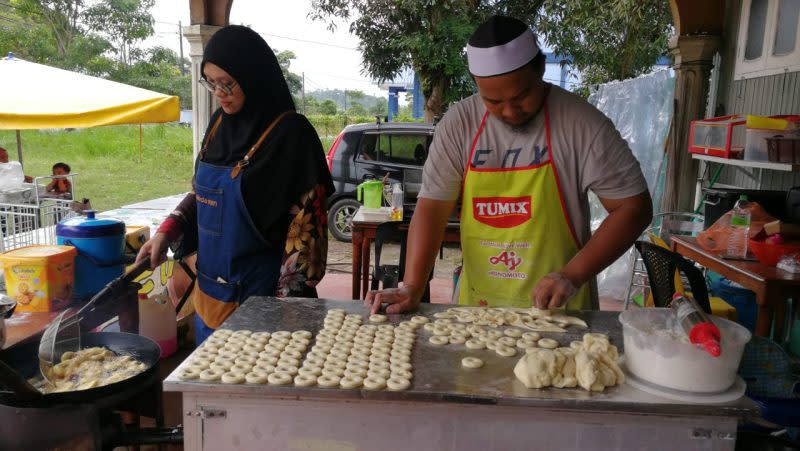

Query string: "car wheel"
[[328, 198, 361, 242]]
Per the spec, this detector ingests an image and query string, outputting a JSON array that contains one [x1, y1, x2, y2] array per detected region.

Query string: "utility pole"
[[343, 89, 347, 114], [302, 72, 306, 115], [178, 21, 186, 75]]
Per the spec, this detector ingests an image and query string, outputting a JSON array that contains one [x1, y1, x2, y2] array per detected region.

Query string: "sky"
[[147, 1, 388, 97], [146, 1, 582, 101]]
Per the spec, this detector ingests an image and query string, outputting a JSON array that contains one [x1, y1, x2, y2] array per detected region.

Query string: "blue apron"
[[192, 112, 291, 344]]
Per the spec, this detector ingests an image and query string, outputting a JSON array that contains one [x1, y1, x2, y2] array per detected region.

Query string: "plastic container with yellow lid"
[[0, 245, 77, 312]]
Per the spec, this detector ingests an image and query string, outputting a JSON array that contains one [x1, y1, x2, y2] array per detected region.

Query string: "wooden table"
[[351, 208, 460, 299], [671, 236, 800, 337]]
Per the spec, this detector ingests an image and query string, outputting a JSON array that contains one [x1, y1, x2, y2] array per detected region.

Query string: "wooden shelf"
[[691, 153, 800, 172]]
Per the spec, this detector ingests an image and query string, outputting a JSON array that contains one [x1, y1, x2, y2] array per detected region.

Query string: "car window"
[[357, 133, 378, 161], [379, 134, 428, 165]]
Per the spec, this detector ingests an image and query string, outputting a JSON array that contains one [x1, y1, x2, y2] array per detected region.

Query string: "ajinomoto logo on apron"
[[472, 196, 531, 228]]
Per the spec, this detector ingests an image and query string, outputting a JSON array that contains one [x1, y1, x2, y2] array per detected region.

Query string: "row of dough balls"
[[422, 318, 561, 363], [177, 328, 313, 384], [289, 309, 419, 391], [514, 333, 623, 392], [432, 307, 588, 333]]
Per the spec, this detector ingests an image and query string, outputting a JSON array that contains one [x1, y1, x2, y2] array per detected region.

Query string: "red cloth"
[[157, 216, 182, 242]]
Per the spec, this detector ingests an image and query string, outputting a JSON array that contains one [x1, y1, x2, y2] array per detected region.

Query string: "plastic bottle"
[[726, 195, 751, 259], [670, 292, 721, 357], [138, 292, 177, 358], [390, 183, 404, 221]]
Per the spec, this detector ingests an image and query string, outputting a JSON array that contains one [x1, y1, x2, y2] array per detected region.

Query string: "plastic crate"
[[768, 137, 800, 164], [689, 114, 746, 158]]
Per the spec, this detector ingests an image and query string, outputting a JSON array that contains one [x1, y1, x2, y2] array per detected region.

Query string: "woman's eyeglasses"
[[199, 79, 238, 95]]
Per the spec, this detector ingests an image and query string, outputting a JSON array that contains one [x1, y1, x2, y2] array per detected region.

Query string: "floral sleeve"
[[277, 184, 329, 297]]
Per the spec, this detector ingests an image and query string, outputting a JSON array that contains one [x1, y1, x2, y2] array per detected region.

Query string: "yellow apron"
[[458, 104, 592, 310]]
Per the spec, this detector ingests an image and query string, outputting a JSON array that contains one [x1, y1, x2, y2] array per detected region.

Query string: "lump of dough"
[[552, 348, 578, 388], [514, 348, 558, 389], [582, 333, 617, 358], [575, 350, 600, 392]]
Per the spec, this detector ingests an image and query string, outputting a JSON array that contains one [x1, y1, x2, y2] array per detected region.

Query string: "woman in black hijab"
[[137, 25, 334, 343]]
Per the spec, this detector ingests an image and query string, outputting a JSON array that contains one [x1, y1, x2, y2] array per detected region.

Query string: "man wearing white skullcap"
[[366, 16, 652, 313]]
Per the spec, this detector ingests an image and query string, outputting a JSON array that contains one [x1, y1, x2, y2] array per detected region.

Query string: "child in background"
[[45, 162, 72, 195]]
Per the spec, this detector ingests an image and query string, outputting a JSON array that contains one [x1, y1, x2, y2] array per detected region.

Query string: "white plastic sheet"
[[588, 69, 675, 301]]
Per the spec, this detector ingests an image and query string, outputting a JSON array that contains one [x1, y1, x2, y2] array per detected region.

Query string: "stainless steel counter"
[[164, 297, 756, 417]]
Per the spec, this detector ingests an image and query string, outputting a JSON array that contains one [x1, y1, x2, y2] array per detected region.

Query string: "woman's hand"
[[136, 233, 170, 269]]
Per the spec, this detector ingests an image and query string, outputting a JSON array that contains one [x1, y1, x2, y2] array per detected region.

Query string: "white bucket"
[[619, 308, 751, 392]]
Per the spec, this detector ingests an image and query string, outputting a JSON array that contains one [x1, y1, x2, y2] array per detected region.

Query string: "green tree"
[[275, 49, 303, 97], [310, 0, 541, 121], [319, 99, 338, 115], [312, 0, 673, 116], [84, 0, 155, 66], [1, 1, 114, 74], [347, 102, 367, 116], [536, 0, 672, 96], [345, 89, 365, 111], [15, 0, 86, 57], [108, 46, 191, 108], [370, 97, 388, 116], [303, 95, 320, 115]]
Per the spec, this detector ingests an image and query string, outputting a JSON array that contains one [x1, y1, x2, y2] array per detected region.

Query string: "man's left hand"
[[531, 272, 578, 309]]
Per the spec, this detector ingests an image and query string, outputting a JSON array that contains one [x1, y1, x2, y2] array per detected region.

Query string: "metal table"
[[164, 298, 758, 451]]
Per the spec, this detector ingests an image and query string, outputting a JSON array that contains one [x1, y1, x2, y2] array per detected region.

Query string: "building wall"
[[711, 0, 800, 190]]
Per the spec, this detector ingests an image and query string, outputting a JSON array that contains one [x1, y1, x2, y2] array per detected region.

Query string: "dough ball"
[[221, 372, 245, 384], [177, 368, 201, 380], [363, 376, 387, 390], [340, 375, 364, 389], [495, 345, 517, 357], [293, 374, 317, 387], [267, 372, 293, 385], [386, 377, 411, 391], [244, 371, 269, 384], [498, 336, 517, 347], [199, 368, 224, 382], [521, 332, 541, 342], [317, 374, 341, 388], [461, 357, 484, 369], [504, 328, 523, 338], [537, 338, 559, 349]]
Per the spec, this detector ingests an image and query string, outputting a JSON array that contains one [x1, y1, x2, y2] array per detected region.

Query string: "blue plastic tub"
[[711, 277, 758, 332], [56, 211, 126, 298]]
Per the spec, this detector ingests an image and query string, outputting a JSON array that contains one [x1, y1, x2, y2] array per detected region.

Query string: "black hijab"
[[195, 25, 334, 247], [201, 25, 295, 164]]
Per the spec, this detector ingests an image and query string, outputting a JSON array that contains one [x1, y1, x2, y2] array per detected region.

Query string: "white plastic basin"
[[619, 308, 751, 393]]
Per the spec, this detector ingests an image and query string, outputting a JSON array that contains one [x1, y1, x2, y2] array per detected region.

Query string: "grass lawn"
[[0, 125, 337, 212], [0, 124, 194, 212]]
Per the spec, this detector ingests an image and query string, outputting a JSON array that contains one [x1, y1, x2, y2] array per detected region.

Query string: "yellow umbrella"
[[0, 54, 180, 162]]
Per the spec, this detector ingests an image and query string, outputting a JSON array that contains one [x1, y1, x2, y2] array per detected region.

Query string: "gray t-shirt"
[[420, 84, 648, 245]]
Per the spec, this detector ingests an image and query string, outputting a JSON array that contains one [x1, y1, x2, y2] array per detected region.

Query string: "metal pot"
[[0, 295, 16, 349]]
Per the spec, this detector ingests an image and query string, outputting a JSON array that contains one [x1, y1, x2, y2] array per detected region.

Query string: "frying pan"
[[0, 332, 161, 409]]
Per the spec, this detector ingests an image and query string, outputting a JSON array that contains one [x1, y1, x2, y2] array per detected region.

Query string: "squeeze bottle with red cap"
[[670, 292, 722, 357]]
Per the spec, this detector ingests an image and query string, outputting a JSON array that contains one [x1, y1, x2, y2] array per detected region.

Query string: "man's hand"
[[363, 197, 455, 314], [531, 272, 578, 309], [364, 285, 424, 315]]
